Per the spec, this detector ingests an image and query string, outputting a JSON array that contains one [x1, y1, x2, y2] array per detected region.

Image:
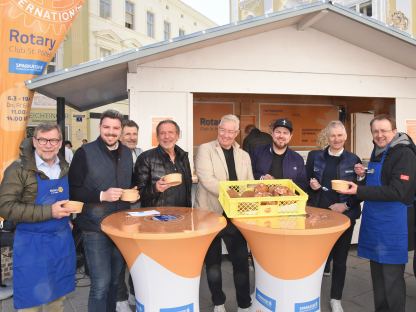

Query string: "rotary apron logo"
[[50, 186, 64, 195]]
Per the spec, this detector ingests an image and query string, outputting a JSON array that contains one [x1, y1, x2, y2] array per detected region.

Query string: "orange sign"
[[0, 0, 85, 180], [193, 102, 234, 146], [406, 120, 416, 143], [259, 104, 338, 149]]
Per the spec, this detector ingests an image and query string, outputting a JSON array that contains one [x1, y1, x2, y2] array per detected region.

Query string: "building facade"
[[29, 0, 216, 148], [230, 0, 415, 35]]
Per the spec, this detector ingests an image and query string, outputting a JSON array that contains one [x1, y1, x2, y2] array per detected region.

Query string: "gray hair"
[[34, 123, 62, 139], [316, 120, 346, 149], [219, 114, 240, 130]]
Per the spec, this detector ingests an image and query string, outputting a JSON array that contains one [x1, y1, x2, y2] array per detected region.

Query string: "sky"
[[181, 0, 230, 26]]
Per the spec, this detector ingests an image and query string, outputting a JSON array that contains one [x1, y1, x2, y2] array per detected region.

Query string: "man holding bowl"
[[0, 123, 76, 311]]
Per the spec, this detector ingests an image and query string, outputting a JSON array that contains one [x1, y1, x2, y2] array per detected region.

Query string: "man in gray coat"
[[195, 114, 253, 312]]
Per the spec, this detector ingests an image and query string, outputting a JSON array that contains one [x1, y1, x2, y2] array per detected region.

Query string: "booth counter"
[[101, 207, 226, 312], [232, 206, 350, 312]]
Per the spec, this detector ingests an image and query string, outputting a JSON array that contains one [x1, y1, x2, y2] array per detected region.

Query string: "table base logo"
[[294, 297, 320, 312], [136, 299, 144, 312], [255, 288, 276, 311], [160, 303, 194, 311]]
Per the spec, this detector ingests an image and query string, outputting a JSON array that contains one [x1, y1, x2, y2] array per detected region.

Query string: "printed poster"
[[193, 102, 234, 146], [0, 0, 85, 180]]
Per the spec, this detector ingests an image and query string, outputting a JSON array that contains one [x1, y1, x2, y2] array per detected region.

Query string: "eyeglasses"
[[371, 129, 393, 135], [35, 138, 61, 146], [218, 128, 239, 135]]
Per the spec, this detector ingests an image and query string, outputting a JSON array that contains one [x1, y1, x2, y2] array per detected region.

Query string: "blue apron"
[[13, 175, 76, 309], [358, 147, 408, 264]]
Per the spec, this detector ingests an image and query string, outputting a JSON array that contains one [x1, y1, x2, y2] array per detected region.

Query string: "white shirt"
[[65, 147, 74, 164], [328, 148, 344, 157], [35, 152, 61, 179]]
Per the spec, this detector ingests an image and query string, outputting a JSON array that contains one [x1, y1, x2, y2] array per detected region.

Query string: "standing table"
[[101, 207, 226, 312], [232, 207, 350, 312]]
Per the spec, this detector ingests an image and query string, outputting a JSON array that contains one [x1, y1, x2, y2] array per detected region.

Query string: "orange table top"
[[101, 207, 226, 240], [232, 206, 350, 236]]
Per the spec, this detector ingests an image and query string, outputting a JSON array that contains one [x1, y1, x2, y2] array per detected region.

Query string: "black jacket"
[[134, 145, 192, 207], [242, 128, 272, 154], [357, 133, 416, 206], [306, 148, 362, 220]]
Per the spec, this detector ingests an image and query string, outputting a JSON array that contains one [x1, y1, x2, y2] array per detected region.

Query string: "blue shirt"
[[35, 152, 61, 180]]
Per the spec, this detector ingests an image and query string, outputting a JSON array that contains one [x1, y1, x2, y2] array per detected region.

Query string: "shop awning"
[[26, 1, 416, 111]]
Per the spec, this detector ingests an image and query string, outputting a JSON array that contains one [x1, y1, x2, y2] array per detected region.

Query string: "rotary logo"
[[58, 186, 63, 193], [1, 0, 84, 35]]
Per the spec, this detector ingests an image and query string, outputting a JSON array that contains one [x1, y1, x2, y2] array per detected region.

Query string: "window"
[[147, 11, 154, 38], [179, 28, 185, 37], [350, 1, 372, 17], [125, 1, 134, 29], [45, 55, 57, 74], [359, 2, 372, 17], [100, 48, 112, 57], [100, 0, 111, 19], [164, 21, 171, 40]]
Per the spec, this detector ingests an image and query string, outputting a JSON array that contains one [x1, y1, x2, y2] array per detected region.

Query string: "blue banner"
[[8, 58, 46, 75]]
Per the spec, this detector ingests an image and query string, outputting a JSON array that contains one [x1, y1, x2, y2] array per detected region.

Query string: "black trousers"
[[329, 221, 355, 300], [370, 261, 406, 312], [204, 219, 251, 309]]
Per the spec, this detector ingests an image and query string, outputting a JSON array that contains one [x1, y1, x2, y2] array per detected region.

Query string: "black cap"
[[272, 118, 293, 132]]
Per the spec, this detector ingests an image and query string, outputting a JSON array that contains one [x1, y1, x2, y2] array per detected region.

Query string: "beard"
[[102, 135, 119, 148], [273, 141, 288, 150]]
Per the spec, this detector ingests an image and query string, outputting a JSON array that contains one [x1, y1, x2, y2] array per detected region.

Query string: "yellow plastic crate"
[[218, 179, 308, 218]]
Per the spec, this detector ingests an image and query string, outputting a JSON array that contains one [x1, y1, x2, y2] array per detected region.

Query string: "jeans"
[[330, 221, 355, 299], [82, 231, 125, 312], [204, 219, 251, 309], [117, 264, 134, 301], [370, 261, 406, 312]]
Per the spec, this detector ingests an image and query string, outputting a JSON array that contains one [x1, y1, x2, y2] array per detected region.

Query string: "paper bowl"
[[121, 189, 140, 202], [162, 173, 182, 186], [331, 180, 350, 192], [63, 201, 84, 213]]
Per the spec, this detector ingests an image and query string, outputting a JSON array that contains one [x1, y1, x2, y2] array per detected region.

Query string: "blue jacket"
[[306, 148, 362, 220], [250, 144, 307, 191]]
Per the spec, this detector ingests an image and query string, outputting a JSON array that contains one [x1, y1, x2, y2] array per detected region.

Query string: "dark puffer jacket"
[[0, 138, 69, 223], [134, 145, 192, 207]]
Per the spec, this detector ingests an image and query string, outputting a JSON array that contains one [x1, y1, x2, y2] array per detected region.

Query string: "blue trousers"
[[82, 231, 125, 312]]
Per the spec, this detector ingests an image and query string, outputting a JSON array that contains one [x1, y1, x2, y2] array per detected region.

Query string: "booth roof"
[[26, 1, 416, 112]]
